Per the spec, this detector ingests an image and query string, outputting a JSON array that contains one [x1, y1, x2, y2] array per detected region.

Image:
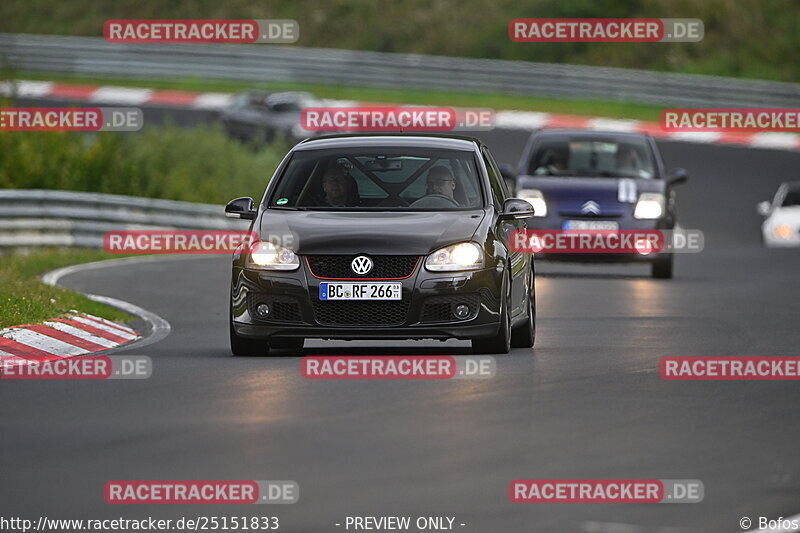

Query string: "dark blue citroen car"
[[513, 130, 688, 278]]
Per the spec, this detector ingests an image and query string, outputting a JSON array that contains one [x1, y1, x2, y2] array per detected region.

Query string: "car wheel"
[[230, 323, 270, 356], [472, 276, 511, 355], [651, 255, 674, 279], [511, 270, 535, 349]]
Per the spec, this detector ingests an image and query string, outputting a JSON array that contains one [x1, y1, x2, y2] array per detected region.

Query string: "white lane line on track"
[[5, 329, 89, 356], [42, 321, 119, 349], [42, 254, 184, 352]]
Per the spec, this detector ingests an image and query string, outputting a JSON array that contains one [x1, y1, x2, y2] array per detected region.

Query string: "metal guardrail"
[[0, 189, 248, 248], [1, 33, 799, 107]]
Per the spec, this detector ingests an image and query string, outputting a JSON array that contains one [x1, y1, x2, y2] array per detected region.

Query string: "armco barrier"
[[0, 189, 249, 248], [1, 33, 799, 107]]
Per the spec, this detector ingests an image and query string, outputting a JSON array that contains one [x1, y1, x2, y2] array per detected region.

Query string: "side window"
[[482, 147, 507, 206]]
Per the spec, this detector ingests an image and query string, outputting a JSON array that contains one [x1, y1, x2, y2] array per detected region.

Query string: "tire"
[[651, 255, 674, 279], [269, 337, 304, 353], [511, 270, 536, 349], [472, 276, 511, 355], [230, 323, 270, 356]]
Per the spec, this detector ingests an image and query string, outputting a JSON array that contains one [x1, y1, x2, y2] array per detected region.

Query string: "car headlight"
[[518, 189, 547, 217], [634, 193, 665, 219], [772, 224, 792, 239], [248, 241, 300, 270], [425, 242, 484, 272]]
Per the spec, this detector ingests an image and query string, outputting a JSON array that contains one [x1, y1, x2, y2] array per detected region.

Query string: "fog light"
[[635, 238, 654, 256], [255, 303, 270, 318], [453, 304, 471, 319]]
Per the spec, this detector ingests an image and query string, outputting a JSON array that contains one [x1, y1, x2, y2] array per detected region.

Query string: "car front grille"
[[306, 255, 420, 279], [420, 294, 481, 323], [312, 300, 410, 326], [247, 293, 303, 323]]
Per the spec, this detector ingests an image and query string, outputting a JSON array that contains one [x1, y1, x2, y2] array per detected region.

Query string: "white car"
[[758, 181, 800, 247]]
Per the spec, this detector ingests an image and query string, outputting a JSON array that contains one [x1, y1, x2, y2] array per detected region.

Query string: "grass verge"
[[5, 71, 665, 121], [0, 248, 135, 329]]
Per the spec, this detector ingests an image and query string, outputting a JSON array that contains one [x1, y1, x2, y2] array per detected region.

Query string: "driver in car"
[[322, 165, 360, 207], [410, 166, 460, 208], [534, 145, 570, 175]]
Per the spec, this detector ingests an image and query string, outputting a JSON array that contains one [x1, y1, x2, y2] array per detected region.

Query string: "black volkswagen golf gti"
[[225, 134, 536, 355]]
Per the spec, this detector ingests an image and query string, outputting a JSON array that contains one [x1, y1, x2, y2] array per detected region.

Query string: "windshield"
[[267, 147, 484, 210], [528, 138, 656, 179], [781, 186, 800, 207]]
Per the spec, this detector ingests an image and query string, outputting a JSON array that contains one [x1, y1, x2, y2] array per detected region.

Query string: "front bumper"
[[231, 259, 504, 341], [528, 216, 673, 263]]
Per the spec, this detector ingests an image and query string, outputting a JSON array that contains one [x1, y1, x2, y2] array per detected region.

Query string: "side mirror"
[[499, 198, 535, 220], [756, 201, 772, 217], [225, 197, 256, 220], [667, 168, 688, 185]]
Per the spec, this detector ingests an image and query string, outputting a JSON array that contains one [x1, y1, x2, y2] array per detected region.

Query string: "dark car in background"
[[221, 90, 320, 144], [225, 134, 536, 355], [513, 130, 688, 278]]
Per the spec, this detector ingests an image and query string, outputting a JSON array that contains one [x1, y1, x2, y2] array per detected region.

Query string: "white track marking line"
[[42, 321, 119, 348], [192, 92, 233, 109], [749, 132, 800, 149], [4, 329, 89, 356], [72, 311, 137, 334], [587, 118, 641, 132], [89, 86, 153, 105], [68, 317, 138, 340], [495, 111, 552, 130], [667, 131, 722, 143], [1, 80, 55, 97]]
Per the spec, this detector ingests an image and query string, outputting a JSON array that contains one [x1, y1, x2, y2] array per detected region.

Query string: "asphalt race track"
[[2, 113, 800, 531]]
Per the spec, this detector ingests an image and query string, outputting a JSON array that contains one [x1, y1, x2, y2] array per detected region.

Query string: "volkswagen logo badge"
[[351, 255, 373, 275]]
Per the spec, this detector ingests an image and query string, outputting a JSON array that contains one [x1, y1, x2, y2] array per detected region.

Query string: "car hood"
[[769, 206, 800, 224], [258, 209, 486, 255], [517, 176, 665, 217]]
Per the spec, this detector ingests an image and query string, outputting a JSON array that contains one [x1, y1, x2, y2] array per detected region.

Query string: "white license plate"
[[319, 282, 402, 300], [563, 220, 619, 231]]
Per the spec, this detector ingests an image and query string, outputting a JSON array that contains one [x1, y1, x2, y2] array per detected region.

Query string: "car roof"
[[294, 133, 481, 151], [531, 129, 653, 142]]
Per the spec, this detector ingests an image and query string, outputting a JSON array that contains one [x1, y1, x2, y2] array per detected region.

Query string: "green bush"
[[0, 124, 288, 204]]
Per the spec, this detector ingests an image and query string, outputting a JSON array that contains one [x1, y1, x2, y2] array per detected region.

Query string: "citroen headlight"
[[634, 193, 665, 219], [248, 241, 300, 270], [773, 224, 792, 240], [518, 189, 547, 217], [425, 242, 484, 272]]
